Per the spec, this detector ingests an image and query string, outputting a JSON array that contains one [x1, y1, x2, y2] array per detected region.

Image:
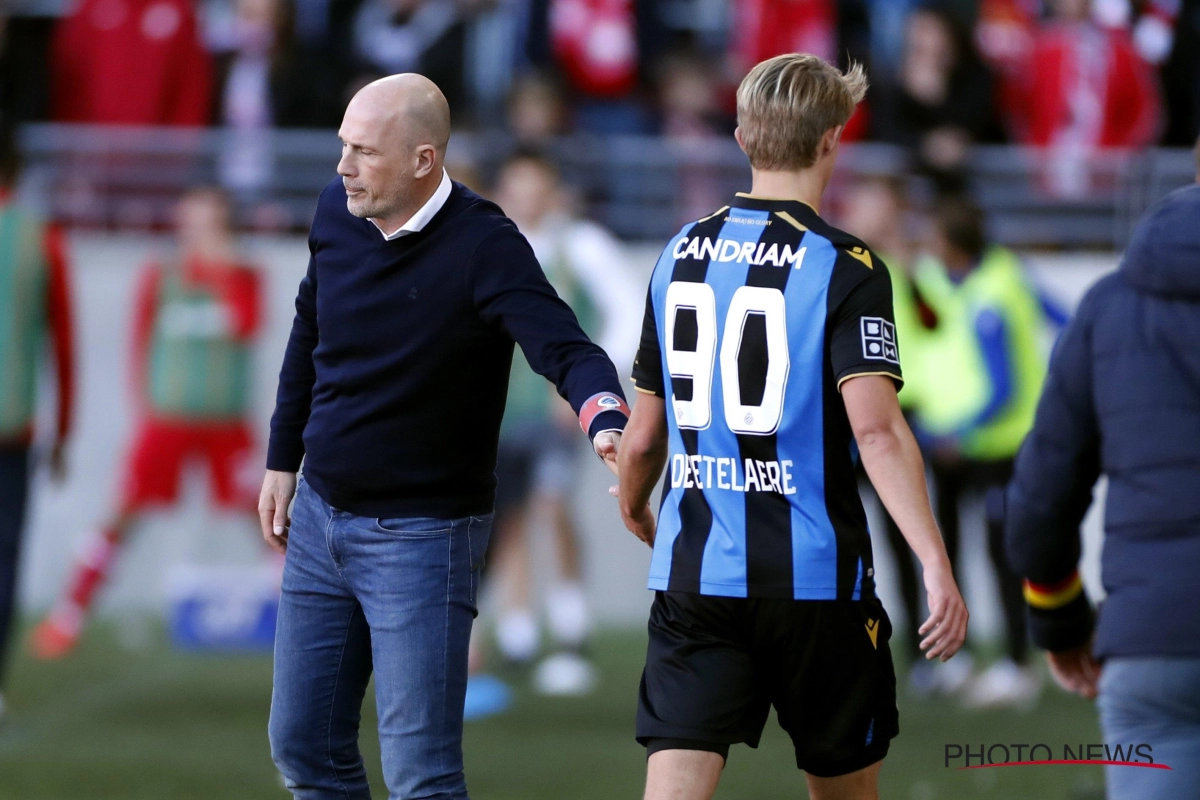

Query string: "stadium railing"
[[17, 124, 1196, 248]]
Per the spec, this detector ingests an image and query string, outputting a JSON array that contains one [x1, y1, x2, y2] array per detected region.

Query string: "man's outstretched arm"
[[843, 375, 969, 661], [471, 224, 628, 473], [616, 393, 669, 546]]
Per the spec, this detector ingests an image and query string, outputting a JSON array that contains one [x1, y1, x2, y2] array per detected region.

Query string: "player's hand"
[[919, 562, 968, 661], [258, 470, 298, 555], [620, 501, 656, 547], [1046, 642, 1101, 699], [594, 430, 621, 477], [48, 441, 68, 483]]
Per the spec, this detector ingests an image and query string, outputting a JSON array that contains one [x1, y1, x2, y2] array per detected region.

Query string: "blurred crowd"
[[2, 0, 1199, 164]]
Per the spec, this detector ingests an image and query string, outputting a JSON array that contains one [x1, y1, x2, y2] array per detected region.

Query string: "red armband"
[[578, 392, 630, 435]]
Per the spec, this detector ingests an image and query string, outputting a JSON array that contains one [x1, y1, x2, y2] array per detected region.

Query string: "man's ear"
[[820, 125, 845, 158], [414, 144, 438, 179]]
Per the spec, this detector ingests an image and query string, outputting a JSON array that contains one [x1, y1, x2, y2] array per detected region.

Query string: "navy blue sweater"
[[267, 179, 628, 518], [1005, 185, 1200, 658]]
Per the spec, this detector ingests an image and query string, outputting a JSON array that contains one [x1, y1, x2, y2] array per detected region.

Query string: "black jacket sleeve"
[[267, 246, 320, 472], [470, 223, 628, 439], [1004, 285, 1103, 651]]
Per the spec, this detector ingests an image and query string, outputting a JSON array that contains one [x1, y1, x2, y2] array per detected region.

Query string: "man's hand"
[[258, 470, 298, 554], [594, 430, 621, 477], [919, 562, 969, 661], [1047, 643, 1101, 699], [621, 501, 656, 546]]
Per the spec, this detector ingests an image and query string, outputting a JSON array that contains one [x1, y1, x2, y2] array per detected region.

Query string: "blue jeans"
[[269, 478, 492, 799], [1098, 657, 1200, 800]]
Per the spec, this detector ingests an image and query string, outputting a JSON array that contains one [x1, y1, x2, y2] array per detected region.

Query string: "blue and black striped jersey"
[[631, 194, 903, 601]]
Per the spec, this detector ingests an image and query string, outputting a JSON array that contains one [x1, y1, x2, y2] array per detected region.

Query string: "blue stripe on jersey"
[[778, 231, 839, 600], [852, 557, 863, 601]]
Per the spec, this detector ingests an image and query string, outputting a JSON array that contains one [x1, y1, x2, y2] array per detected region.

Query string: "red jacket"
[[52, 0, 213, 126], [1009, 22, 1160, 149], [731, 0, 836, 69]]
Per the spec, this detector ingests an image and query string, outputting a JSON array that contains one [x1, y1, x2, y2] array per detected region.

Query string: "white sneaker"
[[545, 583, 591, 649], [533, 652, 597, 697], [963, 658, 1042, 710], [909, 651, 975, 698], [495, 610, 539, 665]]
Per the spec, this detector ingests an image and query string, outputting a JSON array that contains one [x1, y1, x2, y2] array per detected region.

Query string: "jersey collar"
[[731, 192, 820, 220]]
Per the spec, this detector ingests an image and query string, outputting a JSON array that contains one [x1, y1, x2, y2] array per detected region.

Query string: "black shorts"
[[636, 591, 899, 778], [492, 426, 576, 519]]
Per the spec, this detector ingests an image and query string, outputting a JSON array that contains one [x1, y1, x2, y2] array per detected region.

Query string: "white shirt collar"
[[372, 168, 452, 240]]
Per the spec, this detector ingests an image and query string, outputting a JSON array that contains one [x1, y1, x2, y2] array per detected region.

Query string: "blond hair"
[[736, 53, 867, 171]]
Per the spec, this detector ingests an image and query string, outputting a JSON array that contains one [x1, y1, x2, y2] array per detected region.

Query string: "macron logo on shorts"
[[860, 317, 898, 365]]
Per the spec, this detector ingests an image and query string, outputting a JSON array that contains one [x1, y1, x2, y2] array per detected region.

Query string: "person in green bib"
[[917, 194, 1050, 709], [31, 187, 266, 660]]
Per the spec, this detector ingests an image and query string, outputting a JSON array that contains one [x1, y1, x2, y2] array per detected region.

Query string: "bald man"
[[260, 75, 629, 800]]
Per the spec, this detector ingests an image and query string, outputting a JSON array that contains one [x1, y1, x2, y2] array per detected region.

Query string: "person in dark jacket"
[[1005, 183, 1200, 799]]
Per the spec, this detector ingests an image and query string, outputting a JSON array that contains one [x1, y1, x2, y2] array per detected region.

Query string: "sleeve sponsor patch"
[[860, 317, 899, 364]]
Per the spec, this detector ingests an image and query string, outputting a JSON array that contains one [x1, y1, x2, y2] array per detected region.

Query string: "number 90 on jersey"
[[664, 281, 791, 436]]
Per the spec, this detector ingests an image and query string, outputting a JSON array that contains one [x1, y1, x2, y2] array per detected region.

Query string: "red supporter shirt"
[[1009, 22, 1160, 149], [52, 0, 213, 126]]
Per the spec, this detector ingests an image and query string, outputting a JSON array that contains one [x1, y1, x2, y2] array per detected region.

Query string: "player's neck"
[[746, 168, 829, 215]]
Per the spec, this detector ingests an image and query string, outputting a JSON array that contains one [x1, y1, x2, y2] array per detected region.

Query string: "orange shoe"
[[29, 617, 80, 660]]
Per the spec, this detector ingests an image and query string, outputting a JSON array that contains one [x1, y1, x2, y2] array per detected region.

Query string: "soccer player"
[[30, 187, 263, 659], [616, 54, 969, 799]]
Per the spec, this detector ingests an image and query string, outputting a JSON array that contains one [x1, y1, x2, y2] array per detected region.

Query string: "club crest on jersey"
[[672, 236, 806, 269], [860, 317, 899, 364]]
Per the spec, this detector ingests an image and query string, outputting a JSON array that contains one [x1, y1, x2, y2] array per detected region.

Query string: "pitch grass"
[[0, 622, 1105, 800]]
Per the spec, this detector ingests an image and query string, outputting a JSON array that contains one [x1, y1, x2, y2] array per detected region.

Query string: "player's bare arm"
[[616, 393, 668, 546], [258, 469, 297, 555], [842, 375, 968, 662]]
